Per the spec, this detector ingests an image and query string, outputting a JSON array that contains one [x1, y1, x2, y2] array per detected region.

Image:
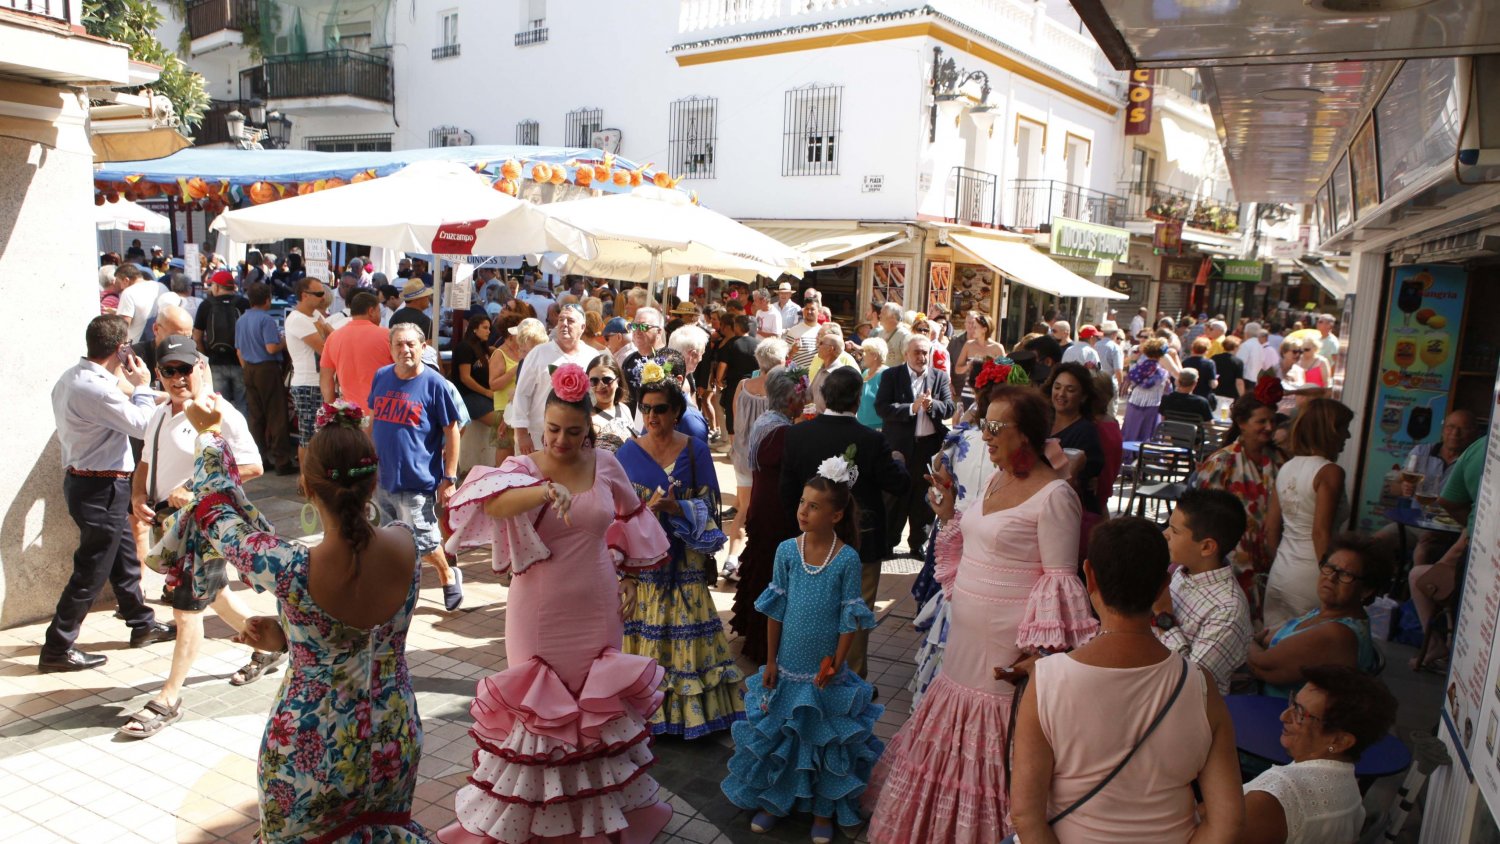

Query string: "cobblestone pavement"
[[0, 449, 1440, 842], [0, 452, 927, 843]]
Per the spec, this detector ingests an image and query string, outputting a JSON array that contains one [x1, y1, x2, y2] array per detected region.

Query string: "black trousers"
[[43, 475, 155, 656], [886, 432, 944, 554], [243, 360, 292, 468]]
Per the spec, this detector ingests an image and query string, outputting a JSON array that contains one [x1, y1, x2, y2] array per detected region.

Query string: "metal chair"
[[1124, 441, 1194, 522], [1157, 416, 1210, 460]]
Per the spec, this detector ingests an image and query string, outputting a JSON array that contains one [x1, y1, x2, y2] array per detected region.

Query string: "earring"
[[300, 501, 319, 534], [1326, 744, 1335, 753]]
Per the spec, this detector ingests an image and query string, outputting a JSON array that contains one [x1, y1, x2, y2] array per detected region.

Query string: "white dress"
[[1244, 759, 1364, 844], [1264, 455, 1346, 629]]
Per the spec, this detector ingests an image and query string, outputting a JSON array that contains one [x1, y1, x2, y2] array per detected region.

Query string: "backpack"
[[204, 296, 240, 358]]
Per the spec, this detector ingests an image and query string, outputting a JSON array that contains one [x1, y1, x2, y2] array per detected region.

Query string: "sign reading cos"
[[1125, 69, 1154, 137]]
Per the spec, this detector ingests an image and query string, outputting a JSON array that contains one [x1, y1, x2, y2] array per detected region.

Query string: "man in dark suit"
[[875, 333, 955, 555], [781, 367, 909, 679]]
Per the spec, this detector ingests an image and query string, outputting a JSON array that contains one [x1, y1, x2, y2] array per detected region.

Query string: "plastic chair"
[[1124, 442, 1193, 522]]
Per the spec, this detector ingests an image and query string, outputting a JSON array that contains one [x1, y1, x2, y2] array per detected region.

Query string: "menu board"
[[1354, 265, 1468, 532], [1446, 369, 1500, 790], [953, 263, 997, 321]]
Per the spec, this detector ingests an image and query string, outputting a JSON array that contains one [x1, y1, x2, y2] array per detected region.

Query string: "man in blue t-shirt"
[[234, 282, 294, 474], [369, 322, 464, 609]]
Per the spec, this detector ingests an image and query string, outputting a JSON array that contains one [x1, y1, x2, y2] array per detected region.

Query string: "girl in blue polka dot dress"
[[721, 455, 885, 844]]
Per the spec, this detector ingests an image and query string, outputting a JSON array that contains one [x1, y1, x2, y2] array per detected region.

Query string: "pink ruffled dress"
[[437, 452, 673, 844], [863, 478, 1096, 843]]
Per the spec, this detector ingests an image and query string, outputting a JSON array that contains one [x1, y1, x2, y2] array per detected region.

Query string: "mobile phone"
[[116, 343, 133, 366]]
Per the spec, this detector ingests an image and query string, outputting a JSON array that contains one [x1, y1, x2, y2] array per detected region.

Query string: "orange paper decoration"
[[501, 160, 522, 180], [530, 163, 552, 183], [185, 177, 209, 200], [500, 179, 519, 196], [573, 167, 593, 187], [549, 167, 566, 185], [593, 164, 609, 182], [249, 181, 275, 204], [297, 183, 315, 196], [612, 169, 630, 187], [629, 171, 642, 187], [352, 170, 376, 183], [94, 193, 105, 206]]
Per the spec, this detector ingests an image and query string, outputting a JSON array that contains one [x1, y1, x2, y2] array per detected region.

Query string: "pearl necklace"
[[798, 533, 839, 575]]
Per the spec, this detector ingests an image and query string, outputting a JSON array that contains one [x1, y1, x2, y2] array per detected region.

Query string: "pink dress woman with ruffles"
[[437, 451, 674, 844], [863, 477, 1096, 843]]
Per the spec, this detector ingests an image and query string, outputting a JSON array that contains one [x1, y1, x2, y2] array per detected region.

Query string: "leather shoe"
[[129, 620, 177, 648], [38, 649, 107, 673]]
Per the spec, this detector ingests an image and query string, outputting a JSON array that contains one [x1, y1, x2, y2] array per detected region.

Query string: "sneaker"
[[443, 567, 465, 611], [720, 557, 740, 581]]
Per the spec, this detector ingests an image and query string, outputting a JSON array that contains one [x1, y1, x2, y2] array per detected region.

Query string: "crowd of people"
[[45, 246, 1465, 843]]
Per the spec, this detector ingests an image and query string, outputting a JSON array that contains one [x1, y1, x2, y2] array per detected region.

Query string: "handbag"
[[1415, 562, 1459, 603], [1000, 657, 1191, 843]]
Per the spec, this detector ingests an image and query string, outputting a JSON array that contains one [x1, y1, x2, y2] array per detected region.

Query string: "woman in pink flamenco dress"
[[863, 385, 1097, 843], [438, 366, 675, 844]]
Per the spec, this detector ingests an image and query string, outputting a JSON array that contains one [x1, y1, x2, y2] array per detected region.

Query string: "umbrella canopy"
[[543, 186, 810, 284], [210, 161, 596, 259], [95, 199, 170, 234]]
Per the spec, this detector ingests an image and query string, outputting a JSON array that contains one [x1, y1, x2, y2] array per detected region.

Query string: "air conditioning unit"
[[441, 131, 473, 147], [1459, 55, 1500, 167]]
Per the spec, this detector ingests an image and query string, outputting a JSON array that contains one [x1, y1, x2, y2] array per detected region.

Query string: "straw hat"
[[400, 279, 432, 301]]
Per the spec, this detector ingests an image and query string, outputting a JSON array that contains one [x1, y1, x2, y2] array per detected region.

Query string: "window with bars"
[[306, 133, 393, 152], [516, 120, 539, 145], [564, 107, 603, 148], [783, 85, 842, 176], [668, 97, 718, 180]]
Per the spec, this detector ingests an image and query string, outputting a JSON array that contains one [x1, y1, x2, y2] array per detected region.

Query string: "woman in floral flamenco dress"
[[438, 365, 675, 844]]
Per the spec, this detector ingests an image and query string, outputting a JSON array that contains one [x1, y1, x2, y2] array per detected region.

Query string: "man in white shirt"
[[784, 302, 821, 369], [1236, 321, 1264, 382], [284, 277, 333, 467], [752, 288, 782, 339], [874, 301, 910, 367], [122, 339, 271, 737], [511, 304, 595, 453], [1060, 325, 1103, 369], [114, 264, 169, 343], [1129, 307, 1148, 337], [775, 281, 802, 329], [1095, 320, 1123, 384], [1154, 489, 1251, 695], [1316, 314, 1340, 364]]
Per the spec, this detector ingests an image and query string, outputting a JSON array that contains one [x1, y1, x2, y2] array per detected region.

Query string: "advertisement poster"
[[1354, 265, 1467, 533], [1445, 368, 1500, 788], [953, 263, 997, 321], [871, 258, 907, 309], [926, 261, 952, 315]]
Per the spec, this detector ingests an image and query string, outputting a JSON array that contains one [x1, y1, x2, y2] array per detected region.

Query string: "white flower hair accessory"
[[816, 445, 859, 487]]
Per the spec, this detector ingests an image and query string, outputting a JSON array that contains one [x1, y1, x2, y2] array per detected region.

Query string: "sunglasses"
[[629, 322, 659, 333], [978, 419, 1017, 436], [158, 364, 194, 378], [590, 375, 617, 386], [640, 402, 674, 416]]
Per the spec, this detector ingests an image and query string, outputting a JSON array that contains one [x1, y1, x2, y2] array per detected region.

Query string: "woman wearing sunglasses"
[[1249, 533, 1393, 699], [1240, 664, 1397, 844], [587, 353, 636, 452]]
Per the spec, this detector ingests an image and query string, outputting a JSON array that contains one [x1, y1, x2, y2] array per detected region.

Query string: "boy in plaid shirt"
[[1154, 489, 1252, 694]]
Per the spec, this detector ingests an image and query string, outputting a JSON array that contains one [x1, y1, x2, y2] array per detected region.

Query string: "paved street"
[[0, 450, 1439, 842]]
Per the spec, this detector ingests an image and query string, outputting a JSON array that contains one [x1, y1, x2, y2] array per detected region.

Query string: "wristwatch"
[[442, 475, 458, 485], [1153, 611, 1178, 631]]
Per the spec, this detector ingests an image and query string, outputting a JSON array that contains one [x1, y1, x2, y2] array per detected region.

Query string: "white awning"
[[1161, 116, 1218, 180], [747, 224, 906, 266], [949, 233, 1127, 300], [1296, 259, 1349, 299]]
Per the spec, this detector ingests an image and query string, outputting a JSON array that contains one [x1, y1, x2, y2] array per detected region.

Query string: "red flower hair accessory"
[[1253, 370, 1284, 406], [316, 401, 365, 432]]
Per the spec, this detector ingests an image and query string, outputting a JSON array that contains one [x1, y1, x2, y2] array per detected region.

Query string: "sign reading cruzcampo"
[[1051, 217, 1130, 262]]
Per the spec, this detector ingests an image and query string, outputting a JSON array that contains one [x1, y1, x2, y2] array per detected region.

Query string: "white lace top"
[[1244, 758, 1364, 844]]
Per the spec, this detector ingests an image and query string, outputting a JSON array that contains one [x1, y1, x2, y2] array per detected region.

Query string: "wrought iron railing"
[[1118, 180, 1240, 234], [1010, 180, 1125, 230], [245, 50, 393, 103], [951, 167, 999, 228], [431, 43, 460, 59], [514, 27, 548, 46], [2, 0, 69, 23], [194, 99, 249, 146], [185, 0, 256, 40]]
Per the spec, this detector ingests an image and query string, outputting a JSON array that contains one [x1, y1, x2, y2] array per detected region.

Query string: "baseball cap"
[[155, 334, 198, 366], [604, 317, 629, 337], [208, 269, 235, 288], [1078, 325, 1101, 339]]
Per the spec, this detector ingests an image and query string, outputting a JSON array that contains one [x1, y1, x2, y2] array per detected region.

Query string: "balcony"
[[193, 99, 246, 146], [3, 0, 69, 24], [1119, 181, 1240, 235], [240, 49, 392, 115], [185, 0, 255, 53], [515, 26, 548, 46], [950, 167, 999, 229], [431, 43, 460, 59], [1011, 180, 1125, 231]]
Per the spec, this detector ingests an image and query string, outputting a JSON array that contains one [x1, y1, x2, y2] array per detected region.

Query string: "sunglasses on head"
[[590, 375, 617, 386], [640, 402, 673, 416], [159, 364, 194, 378]]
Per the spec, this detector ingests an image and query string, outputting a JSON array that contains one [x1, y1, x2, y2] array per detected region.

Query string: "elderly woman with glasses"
[[1241, 665, 1397, 844], [1250, 533, 1393, 699]]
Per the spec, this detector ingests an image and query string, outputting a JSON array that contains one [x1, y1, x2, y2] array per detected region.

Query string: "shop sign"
[[1050, 217, 1129, 262], [1221, 259, 1264, 282], [862, 175, 884, 193], [303, 238, 329, 281], [926, 261, 952, 314], [1125, 69, 1154, 136]]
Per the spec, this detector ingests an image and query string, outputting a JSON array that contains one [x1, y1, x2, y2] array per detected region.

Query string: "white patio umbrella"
[[542, 186, 810, 301], [95, 199, 170, 234]]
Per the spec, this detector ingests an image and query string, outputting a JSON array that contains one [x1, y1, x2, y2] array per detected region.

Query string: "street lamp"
[[224, 101, 293, 150], [929, 46, 992, 142], [225, 108, 246, 146], [267, 111, 292, 148]]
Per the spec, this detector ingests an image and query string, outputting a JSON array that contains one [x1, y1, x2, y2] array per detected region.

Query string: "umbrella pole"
[[433, 255, 444, 354], [647, 247, 663, 309]]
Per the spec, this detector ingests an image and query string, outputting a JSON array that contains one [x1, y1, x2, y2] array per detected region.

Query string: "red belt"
[[67, 468, 132, 479]]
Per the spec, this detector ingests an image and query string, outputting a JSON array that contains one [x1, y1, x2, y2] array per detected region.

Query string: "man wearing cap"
[[1061, 324, 1102, 369], [235, 282, 295, 475], [774, 281, 802, 328], [41, 315, 174, 673], [148, 244, 168, 275], [665, 301, 701, 338], [193, 270, 249, 413], [119, 339, 275, 736], [604, 316, 633, 366], [322, 292, 393, 413], [1096, 320, 1123, 381], [389, 278, 434, 340], [115, 264, 169, 344]]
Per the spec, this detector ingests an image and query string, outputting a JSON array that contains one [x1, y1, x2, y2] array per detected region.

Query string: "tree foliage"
[[82, 0, 209, 133]]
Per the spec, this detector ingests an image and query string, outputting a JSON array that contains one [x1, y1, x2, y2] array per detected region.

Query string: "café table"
[[1227, 694, 1411, 779]]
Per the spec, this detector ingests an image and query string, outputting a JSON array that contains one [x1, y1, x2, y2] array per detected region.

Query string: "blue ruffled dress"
[[721, 539, 885, 827]]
